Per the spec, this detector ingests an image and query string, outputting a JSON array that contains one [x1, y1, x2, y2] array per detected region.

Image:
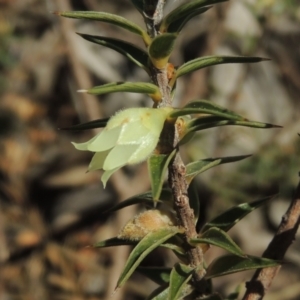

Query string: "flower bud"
[[118, 209, 177, 241]]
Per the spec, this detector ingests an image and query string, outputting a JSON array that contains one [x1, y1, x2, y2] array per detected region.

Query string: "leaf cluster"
[[57, 0, 281, 299]]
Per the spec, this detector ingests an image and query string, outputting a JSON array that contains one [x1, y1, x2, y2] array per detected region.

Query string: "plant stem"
[[144, 0, 207, 292], [242, 178, 300, 300]]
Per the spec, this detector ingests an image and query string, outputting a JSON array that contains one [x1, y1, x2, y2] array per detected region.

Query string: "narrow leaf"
[[190, 227, 245, 257], [149, 33, 177, 68], [77, 33, 149, 70], [116, 227, 180, 290], [162, 0, 227, 31], [103, 189, 173, 214], [55, 11, 147, 37], [59, 117, 109, 131], [205, 255, 279, 279], [137, 267, 171, 285], [185, 117, 281, 136], [176, 56, 270, 78], [201, 196, 274, 232], [168, 263, 194, 300], [169, 100, 245, 120], [94, 237, 135, 248], [161, 243, 186, 256], [83, 82, 160, 98], [185, 155, 251, 184], [166, 7, 211, 33], [148, 150, 176, 202], [148, 283, 194, 300], [147, 284, 169, 300]]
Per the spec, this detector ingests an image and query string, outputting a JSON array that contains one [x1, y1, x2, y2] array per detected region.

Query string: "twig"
[[242, 177, 300, 300], [144, 0, 207, 293]]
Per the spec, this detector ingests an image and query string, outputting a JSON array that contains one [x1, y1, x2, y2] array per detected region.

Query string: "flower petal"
[[101, 167, 121, 188], [103, 144, 139, 170], [128, 133, 159, 164], [88, 150, 111, 171], [107, 108, 147, 129], [87, 126, 122, 152], [72, 133, 100, 151], [139, 107, 171, 131], [118, 121, 150, 144]]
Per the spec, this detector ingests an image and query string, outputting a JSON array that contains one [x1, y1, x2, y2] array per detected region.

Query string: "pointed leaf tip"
[[186, 154, 251, 184], [57, 11, 146, 37], [202, 195, 274, 232], [205, 255, 279, 279], [76, 33, 150, 70], [176, 55, 272, 79], [115, 227, 180, 290], [191, 227, 245, 257]]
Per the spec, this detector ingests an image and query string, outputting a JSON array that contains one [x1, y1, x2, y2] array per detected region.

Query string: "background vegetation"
[[0, 0, 299, 299]]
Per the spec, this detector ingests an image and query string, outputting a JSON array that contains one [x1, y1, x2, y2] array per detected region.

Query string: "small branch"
[[243, 178, 300, 300], [168, 152, 206, 285], [143, 0, 207, 293], [144, 0, 206, 294], [150, 66, 172, 107]]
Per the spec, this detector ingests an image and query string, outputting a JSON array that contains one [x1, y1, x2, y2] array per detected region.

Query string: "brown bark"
[[243, 179, 300, 300], [143, 0, 207, 293]]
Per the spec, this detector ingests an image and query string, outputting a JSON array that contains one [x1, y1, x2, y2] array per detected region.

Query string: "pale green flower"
[[72, 107, 172, 187]]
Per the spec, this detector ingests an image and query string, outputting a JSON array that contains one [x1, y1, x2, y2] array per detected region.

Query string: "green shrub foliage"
[[58, 1, 280, 299]]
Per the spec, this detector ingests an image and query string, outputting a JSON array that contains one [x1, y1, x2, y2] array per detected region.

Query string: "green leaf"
[[94, 233, 184, 255], [55, 11, 147, 37], [185, 155, 251, 184], [103, 189, 173, 214], [161, 0, 227, 31], [190, 227, 245, 257], [205, 255, 279, 279], [147, 284, 169, 300], [148, 150, 176, 203], [168, 263, 194, 300], [169, 100, 245, 120], [149, 33, 177, 68], [188, 180, 200, 223], [77, 33, 149, 70], [201, 196, 273, 232], [59, 117, 109, 131], [166, 7, 211, 33], [185, 116, 282, 137], [147, 283, 195, 300], [161, 243, 186, 256], [80, 81, 160, 98], [137, 267, 171, 285], [180, 118, 281, 145], [176, 56, 270, 78], [94, 237, 135, 248], [116, 227, 180, 290]]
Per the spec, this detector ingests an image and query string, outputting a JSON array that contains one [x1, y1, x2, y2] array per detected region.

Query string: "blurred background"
[[0, 0, 300, 299]]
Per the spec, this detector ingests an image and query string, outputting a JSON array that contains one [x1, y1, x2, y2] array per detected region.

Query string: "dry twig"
[[243, 177, 300, 300]]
